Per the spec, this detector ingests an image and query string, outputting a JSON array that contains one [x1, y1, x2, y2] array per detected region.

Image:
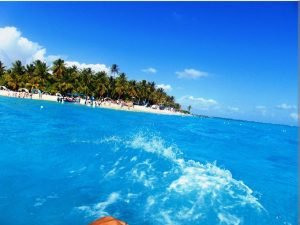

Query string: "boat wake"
[[76, 131, 265, 225]]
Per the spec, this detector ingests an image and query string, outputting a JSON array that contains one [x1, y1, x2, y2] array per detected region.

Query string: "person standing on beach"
[[38, 89, 42, 99], [91, 95, 95, 106]]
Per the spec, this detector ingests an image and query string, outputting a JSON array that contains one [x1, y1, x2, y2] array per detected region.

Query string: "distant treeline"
[[0, 59, 182, 110]]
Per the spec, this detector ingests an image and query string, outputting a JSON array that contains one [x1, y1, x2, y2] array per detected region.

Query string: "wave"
[[76, 131, 265, 225], [77, 192, 121, 218]]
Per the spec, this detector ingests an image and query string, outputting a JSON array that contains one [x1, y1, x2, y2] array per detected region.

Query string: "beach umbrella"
[[18, 88, 29, 93], [0, 86, 8, 91]]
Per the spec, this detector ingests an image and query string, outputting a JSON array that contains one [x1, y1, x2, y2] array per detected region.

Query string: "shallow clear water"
[[0, 96, 298, 225]]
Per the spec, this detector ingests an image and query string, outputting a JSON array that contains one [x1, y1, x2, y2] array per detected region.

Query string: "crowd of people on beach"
[[7, 91, 32, 99], [83, 97, 134, 109], [3, 88, 43, 100], [0, 86, 184, 115], [2, 87, 137, 110]]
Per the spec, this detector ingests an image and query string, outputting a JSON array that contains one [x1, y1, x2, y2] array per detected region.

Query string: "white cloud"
[[187, 96, 217, 105], [176, 68, 208, 79], [228, 106, 239, 112], [0, 26, 47, 65], [141, 67, 157, 74], [276, 103, 297, 110], [256, 105, 267, 116], [65, 61, 109, 73], [0, 26, 110, 73], [290, 113, 299, 121], [46, 55, 63, 63], [180, 95, 218, 110], [156, 84, 172, 92]]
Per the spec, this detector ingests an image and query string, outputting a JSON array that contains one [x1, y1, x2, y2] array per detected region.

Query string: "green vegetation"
[[0, 59, 182, 110]]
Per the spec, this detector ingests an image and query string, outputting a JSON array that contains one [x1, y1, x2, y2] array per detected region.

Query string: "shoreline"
[[0, 90, 188, 117]]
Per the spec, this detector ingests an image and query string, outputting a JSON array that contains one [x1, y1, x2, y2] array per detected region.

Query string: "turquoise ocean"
[[0, 97, 297, 225]]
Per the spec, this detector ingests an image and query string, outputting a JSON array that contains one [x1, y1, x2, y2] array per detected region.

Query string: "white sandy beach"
[[0, 90, 187, 116]]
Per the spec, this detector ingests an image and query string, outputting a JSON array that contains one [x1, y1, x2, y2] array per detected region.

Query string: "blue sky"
[[0, 2, 298, 125]]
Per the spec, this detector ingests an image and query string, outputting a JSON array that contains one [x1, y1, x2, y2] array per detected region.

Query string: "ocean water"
[[0, 96, 297, 225]]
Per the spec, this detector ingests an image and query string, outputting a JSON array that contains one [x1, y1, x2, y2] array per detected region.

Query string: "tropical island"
[[0, 59, 190, 115]]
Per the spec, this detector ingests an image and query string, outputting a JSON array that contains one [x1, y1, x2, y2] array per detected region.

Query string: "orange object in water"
[[89, 216, 127, 225]]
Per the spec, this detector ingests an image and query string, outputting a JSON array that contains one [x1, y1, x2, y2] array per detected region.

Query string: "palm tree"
[[68, 66, 80, 93], [22, 63, 35, 89], [148, 81, 156, 104], [110, 64, 119, 78], [139, 80, 152, 104], [95, 71, 108, 98], [11, 60, 25, 76], [81, 68, 93, 96], [115, 72, 128, 99], [52, 59, 66, 80], [153, 88, 167, 105], [107, 76, 115, 98], [127, 80, 137, 100], [0, 61, 5, 77], [26, 63, 35, 77], [169, 96, 175, 103], [174, 103, 181, 110], [4, 71, 20, 90], [33, 60, 49, 90], [6, 60, 25, 89]]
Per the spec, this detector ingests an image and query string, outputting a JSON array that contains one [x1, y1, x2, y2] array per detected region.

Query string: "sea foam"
[[78, 131, 265, 225]]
